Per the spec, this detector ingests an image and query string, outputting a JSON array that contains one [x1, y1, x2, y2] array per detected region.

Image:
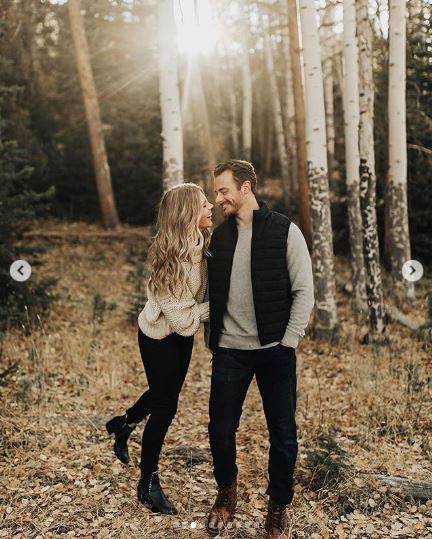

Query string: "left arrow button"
[[10, 260, 32, 282]]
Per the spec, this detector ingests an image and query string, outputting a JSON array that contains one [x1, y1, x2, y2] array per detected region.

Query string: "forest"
[[1, 0, 431, 538]]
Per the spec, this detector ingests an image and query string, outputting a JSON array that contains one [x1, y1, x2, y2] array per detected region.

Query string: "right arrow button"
[[402, 260, 424, 283]]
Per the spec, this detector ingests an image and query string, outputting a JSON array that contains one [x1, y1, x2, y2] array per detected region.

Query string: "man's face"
[[214, 170, 245, 216]]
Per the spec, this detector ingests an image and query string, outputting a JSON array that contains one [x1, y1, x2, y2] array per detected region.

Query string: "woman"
[[106, 183, 213, 515]]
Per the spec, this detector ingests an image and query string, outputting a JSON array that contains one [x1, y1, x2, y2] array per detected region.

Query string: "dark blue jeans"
[[208, 345, 297, 505]]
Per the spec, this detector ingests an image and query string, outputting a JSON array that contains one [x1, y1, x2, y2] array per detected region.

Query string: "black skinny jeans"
[[126, 328, 193, 479], [208, 344, 297, 505]]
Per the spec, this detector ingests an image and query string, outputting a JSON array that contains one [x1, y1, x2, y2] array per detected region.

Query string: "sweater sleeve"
[[157, 289, 209, 336], [280, 223, 315, 348]]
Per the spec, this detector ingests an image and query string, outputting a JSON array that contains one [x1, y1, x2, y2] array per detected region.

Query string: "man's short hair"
[[213, 159, 257, 194]]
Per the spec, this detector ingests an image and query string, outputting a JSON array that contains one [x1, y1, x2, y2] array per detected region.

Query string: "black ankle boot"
[[105, 414, 136, 464], [137, 470, 177, 515]]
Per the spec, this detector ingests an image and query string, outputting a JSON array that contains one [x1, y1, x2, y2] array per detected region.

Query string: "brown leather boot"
[[265, 497, 289, 538], [205, 478, 237, 537]]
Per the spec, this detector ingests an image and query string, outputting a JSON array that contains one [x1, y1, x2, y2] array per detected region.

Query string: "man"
[[205, 160, 314, 538]]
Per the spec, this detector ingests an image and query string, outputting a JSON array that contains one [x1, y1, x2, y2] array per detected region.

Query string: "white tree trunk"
[[158, 0, 183, 190], [241, 28, 252, 161], [388, 0, 414, 299], [343, 0, 367, 315], [356, 0, 386, 338], [321, 3, 336, 183], [299, 0, 338, 337], [263, 16, 290, 204], [280, 0, 297, 202]]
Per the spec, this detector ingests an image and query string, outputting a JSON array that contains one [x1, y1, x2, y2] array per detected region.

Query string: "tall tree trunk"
[[263, 16, 290, 207], [343, 0, 367, 316], [299, 0, 338, 338], [68, 0, 119, 229], [334, 41, 345, 116], [280, 0, 297, 204], [193, 1, 216, 187], [265, 121, 274, 177], [241, 15, 252, 161], [287, 0, 311, 247], [388, 0, 414, 299], [356, 0, 386, 339], [195, 57, 216, 190], [321, 2, 336, 188], [158, 0, 183, 190], [257, 80, 266, 165], [228, 68, 240, 157]]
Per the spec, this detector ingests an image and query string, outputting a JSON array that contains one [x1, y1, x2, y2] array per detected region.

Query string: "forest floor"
[[1, 219, 432, 539]]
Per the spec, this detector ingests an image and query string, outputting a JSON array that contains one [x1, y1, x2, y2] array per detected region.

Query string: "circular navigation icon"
[[402, 260, 423, 282], [10, 260, 32, 282]]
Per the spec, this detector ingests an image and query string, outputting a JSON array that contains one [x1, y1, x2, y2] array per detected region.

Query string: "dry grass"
[[1, 219, 431, 538]]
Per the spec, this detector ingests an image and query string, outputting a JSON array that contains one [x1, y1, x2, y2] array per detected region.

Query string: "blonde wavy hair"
[[148, 183, 211, 297]]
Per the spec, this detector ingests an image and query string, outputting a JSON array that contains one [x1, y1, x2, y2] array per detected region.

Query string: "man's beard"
[[222, 199, 240, 216]]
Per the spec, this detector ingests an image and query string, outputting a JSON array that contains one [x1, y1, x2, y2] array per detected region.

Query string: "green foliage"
[[0, 54, 56, 333], [304, 432, 352, 491], [406, 8, 432, 267], [38, 0, 161, 224], [331, 6, 432, 268]]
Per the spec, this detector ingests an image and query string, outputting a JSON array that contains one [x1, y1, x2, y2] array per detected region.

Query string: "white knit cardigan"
[[138, 247, 209, 339]]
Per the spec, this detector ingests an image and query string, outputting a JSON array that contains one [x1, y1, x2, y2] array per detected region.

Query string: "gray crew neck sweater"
[[218, 221, 314, 350]]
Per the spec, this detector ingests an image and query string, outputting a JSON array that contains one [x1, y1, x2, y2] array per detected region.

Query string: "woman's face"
[[198, 192, 213, 230]]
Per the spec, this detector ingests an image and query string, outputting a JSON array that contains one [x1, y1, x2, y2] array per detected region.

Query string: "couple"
[[106, 159, 314, 538]]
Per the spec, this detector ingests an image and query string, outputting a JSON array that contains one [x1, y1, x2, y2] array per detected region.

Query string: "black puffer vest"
[[208, 202, 292, 351]]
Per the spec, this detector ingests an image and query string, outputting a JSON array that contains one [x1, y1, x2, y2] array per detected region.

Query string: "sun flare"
[[174, 0, 220, 55]]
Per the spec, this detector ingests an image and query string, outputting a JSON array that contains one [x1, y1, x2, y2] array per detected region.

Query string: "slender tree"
[[343, 0, 367, 315], [280, 0, 297, 202], [299, 0, 338, 338], [241, 20, 252, 161], [287, 0, 311, 246], [227, 65, 240, 156], [263, 15, 290, 206], [265, 121, 274, 177], [194, 57, 216, 189], [68, 0, 119, 229], [334, 41, 345, 107], [356, 0, 386, 338], [321, 2, 336, 186], [158, 0, 183, 190], [388, 0, 414, 299], [193, 1, 216, 188]]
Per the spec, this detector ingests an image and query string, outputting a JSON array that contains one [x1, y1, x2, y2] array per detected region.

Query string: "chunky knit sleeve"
[[139, 256, 208, 339], [157, 293, 209, 336]]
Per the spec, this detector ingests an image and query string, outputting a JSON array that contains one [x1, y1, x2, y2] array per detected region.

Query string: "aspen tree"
[[299, 0, 338, 337], [158, 0, 183, 190], [356, 0, 386, 338], [343, 0, 367, 314], [388, 0, 414, 299]]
